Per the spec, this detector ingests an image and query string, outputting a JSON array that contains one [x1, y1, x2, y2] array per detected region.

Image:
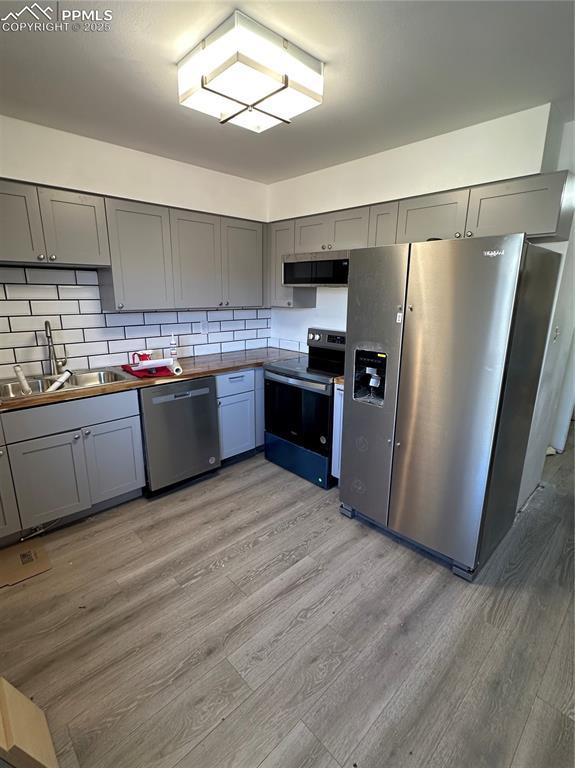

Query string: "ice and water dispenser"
[[353, 350, 387, 406]]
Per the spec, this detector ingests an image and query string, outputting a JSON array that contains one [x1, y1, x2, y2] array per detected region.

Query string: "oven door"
[[264, 372, 333, 456]]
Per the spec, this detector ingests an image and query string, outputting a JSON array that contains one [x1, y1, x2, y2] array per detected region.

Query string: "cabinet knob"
[[396, 441, 401, 447], [465, 231, 473, 238], [0, 449, 4, 457], [321, 244, 326, 250], [73, 434, 81, 440], [84, 429, 91, 436], [327, 243, 333, 250], [219, 302, 223, 306], [118, 303, 124, 309], [225, 301, 229, 306], [49, 254, 56, 261], [287, 301, 292, 306], [454, 232, 461, 238], [38, 253, 46, 261]]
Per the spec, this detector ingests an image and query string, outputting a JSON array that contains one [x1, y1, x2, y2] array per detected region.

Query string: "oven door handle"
[[264, 370, 332, 395]]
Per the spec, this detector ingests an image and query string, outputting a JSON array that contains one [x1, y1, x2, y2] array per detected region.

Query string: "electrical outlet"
[[200, 320, 209, 334]]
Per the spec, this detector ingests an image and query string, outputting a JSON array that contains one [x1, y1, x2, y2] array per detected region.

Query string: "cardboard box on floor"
[[0, 678, 58, 768]]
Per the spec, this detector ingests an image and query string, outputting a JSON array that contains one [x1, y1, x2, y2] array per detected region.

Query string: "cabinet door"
[[218, 391, 256, 459], [38, 187, 110, 266], [0, 447, 21, 537], [396, 189, 470, 243], [255, 368, 264, 448], [84, 416, 145, 504], [105, 198, 174, 310], [294, 214, 331, 253], [331, 385, 344, 480], [9, 431, 91, 528], [221, 218, 263, 307], [368, 202, 399, 246], [269, 220, 295, 306], [465, 172, 568, 239], [0, 180, 46, 263], [331, 207, 369, 249], [171, 209, 223, 308]]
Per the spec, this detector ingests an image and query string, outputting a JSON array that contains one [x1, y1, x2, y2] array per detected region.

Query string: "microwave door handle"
[[264, 370, 331, 395]]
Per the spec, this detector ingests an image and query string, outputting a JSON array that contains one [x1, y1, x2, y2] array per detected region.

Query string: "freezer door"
[[340, 245, 409, 525], [388, 234, 524, 569]]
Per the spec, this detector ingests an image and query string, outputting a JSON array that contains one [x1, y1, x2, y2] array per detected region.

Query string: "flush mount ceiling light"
[[177, 10, 324, 133]]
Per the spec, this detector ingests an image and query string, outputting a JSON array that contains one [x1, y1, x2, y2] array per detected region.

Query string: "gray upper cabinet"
[[83, 416, 145, 504], [38, 187, 110, 266], [268, 220, 316, 309], [221, 217, 263, 307], [396, 189, 470, 243], [465, 171, 571, 240], [294, 207, 369, 253], [331, 207, 369, 249], [0, 180, 46, 263], [104, 198, 174, 310], [368, 201, 399, 246], [0, 447, 21, 538], [171, 209, 223, 308], [9, 430, 91, 528]]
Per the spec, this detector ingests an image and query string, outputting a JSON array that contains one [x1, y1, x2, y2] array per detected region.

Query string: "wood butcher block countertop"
[[0, 348, 302, 413]]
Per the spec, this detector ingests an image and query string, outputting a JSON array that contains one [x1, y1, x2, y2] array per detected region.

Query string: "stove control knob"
[[314, 333, 321, 341], [308, 332, 314, 340]]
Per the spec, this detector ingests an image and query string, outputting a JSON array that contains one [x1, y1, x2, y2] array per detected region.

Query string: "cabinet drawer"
[[2, 390, 139, 444], [216, 369, 255, 397]]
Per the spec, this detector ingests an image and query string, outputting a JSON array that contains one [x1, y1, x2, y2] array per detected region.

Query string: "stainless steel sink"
[[67, 370, 127, 387], [0, 369, 130, 400]]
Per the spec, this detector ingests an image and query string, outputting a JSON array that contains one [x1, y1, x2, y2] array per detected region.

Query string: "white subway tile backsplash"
[[234, 330, 255, 340], [125, 324, 159, 339], [0, 349, 15, 364], [246, 339, 268, 349], [178, 334, 208, 346], [108, 338, 145, 354], [6, 284, 58, 300], [257, 309, 272, 319], [0, 361, 42, 378], [177, 311, 206, 322], [207, 322, 220, 332], [0, 319, 8, 332], [62, 314, 106, 329], [245, 319, 267, 329], [15, 345, 64, 363], [88, 352, 129, 368], [10, 315, 62, 332], [0, 332, 36, 348], [175, 346, 195, 358], [26, 268, 76, 284], [208, 310, 233, 321], [63, 356, 89, 371], [208, 332, 234, 343], [257, 329, 272, 338], [144, 312, 177, 324], [160, 323, 192, 336], [84, 327, 125, 342], [221, 320, 244, 331], [76, 270, 99, 285], [79, 300, 102, 314], [194, 343, 221, 356], [221, 341, 245, 353], [37, 329, 84, 345], [64, 341, 109, 357], [0, 300, 31, 316], [0, 267, 26, 284], [105, 312, 144, 327], [31, 300, 79, 315], [233, 310, 257, 320], [58, 285, 100, 299], [144, 336, 172, 350]]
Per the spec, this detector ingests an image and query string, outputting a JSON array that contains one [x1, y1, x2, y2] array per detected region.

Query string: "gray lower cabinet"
[[0, 446, 21, 537], [218, 390, 256, 459], [465, 171, 571, 240], [268, 220, 316, 308], [170, 209, 223, 308], [9, 430, 91, 528], [0, 180, 46, 263], [368, 201, 399, 246], [221, 217, 263, 307], [396, 189, 470, 243], [84, 416, 145, 504], [103, 198, 174, 310], [38, 187, 110, 266], [255, 368, 264, 448]]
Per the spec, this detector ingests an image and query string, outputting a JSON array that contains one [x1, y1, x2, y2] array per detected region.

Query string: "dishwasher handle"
[[151, 386, 210, 405]]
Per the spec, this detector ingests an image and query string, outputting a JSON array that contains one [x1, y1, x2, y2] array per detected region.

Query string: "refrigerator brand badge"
[[483, 249, 504, 258]]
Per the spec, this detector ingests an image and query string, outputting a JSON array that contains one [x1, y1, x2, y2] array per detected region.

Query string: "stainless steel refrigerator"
[[340, 234, 560, 579]]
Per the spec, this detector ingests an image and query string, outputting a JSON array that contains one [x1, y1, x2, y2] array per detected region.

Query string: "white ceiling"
[[0, 1, 573, 183]]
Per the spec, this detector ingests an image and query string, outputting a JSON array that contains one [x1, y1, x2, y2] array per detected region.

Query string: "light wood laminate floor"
[[1, 431, 573, 768]]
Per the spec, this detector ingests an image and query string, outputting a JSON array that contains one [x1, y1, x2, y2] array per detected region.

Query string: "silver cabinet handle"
[[37, 253, 46, 261], [466, 231, 473, 237], [49, 254, 56, 261], [454, 232, 461, 238], [228, 375, 244, 380], [118, 303, 124, 309], [84, 429, 91, 436], [73, 434, 81, 440]]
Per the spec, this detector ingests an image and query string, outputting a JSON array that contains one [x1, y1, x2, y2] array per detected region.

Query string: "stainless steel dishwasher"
[[139, 377, 221, 491]]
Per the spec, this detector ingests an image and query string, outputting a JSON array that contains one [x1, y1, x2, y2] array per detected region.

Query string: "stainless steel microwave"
[[283, 251, 350, 287]]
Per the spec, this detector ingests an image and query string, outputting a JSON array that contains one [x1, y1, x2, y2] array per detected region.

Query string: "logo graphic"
[[483, 249, 504, 258], [1, 3, 52, 21]]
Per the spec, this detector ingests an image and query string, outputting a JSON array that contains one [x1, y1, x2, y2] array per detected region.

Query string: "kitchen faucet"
[[44, 320, 67, 375]]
